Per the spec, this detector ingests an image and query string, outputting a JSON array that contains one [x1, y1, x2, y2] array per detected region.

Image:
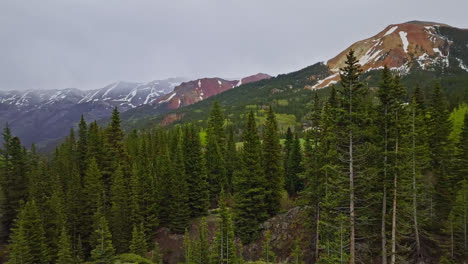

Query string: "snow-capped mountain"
[[312, 21, 468, 89], [0, 77, 186, 148], [0, 77, 184, 111]]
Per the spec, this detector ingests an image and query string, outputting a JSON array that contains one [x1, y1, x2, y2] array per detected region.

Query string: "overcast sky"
[[1, 0, 467, 90]]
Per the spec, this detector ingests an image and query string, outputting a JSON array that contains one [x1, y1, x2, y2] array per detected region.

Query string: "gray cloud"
[[1, 0, 467, 90]]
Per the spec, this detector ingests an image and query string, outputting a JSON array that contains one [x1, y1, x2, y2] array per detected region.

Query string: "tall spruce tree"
[[183, 124, 209, 217], [205, 101, 227, 204], [168, 127, 190, 233], [262, 106, 284, 216], [233, 111, 268, 243], [338, 49, 366, 264], [77, 115, 88, 177], [428, 82, 453, 222], [285, 133, 304, 196], [1, 127, 28, 236]]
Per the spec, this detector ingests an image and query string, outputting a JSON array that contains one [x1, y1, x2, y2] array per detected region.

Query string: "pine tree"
[[205, 132, 227, 205], [87, 121, 104, 166], [16, 200, 49, 263], [408, 88, 431, 262], [43, 190, 67, 262], [206, 101, 227, 204], [337, 49, 366, 264], [155, 142, 175, 227], [446, 180, 468, 262], [129, 223, 147, 257], [56, 226, 74, 264], [183, 124, 209, 217], [377, 67, 393, 264], [213, 189, 236, 264], [455, 112, 468, 183], [83, 158, 104, 253], [233, 111, 268, 243], [7, 214, 32, 264], [77, 115, 88, 177], [109, 165, 130, 253], [1, 127, 28, 235], [283, 127, 294, 191], [168, 127, 190, 233], [428, 82, 453, 222], [225, 125, 238, 192], [262, 106, 284, 216], [90, 213, 115, 263], [285, 133, 304, 196]]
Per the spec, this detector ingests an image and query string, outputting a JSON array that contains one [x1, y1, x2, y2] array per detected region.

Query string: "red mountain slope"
[[153, 73, 271, 110]]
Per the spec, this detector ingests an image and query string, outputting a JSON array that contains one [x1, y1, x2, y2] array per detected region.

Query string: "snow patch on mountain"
[[159, 93, 176, 104], [399, 31, 409, 53], [384, 26, 398, 36]]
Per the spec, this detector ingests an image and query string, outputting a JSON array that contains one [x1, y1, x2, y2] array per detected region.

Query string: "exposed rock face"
[[312, 21, 467, 89], [154, 207, 310, 264], [243, 206, 311, 263], [153, 73, 271, 111]]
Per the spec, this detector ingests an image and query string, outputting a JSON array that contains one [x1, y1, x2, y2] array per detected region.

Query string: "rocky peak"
[[313, 21, 464, 89]]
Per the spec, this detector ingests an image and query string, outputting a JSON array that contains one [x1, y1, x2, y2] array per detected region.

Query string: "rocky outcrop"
[[153, 207, 311, 264]]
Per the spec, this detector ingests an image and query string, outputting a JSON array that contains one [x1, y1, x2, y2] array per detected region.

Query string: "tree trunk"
[[412, 107, 421, 257], [349, 132, 355, 264], [382, 186, 387, 264], [382, 106, 388, 264], [391, 113, 399, 264]]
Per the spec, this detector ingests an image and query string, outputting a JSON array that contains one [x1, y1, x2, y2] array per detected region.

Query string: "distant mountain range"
[[0, 74, 271, 148]]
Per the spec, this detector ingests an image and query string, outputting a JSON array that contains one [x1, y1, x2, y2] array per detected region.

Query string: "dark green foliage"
[[233, 111, 268, 244], [109, 165, 130, 253], [56, 226, 74, 264], [225, 125, 238, 192], [183, 124, 209, 217], [205, 101, 228, 204], [262, 106, 284, 216], [90, 213, 115, 263], [129, 223, 147, 257], [428, 82, 454, 221], [1, 126, 28, 236], [168, 127, 190, 233], [77, 115, 88, 177], [8, 200, 49, 264], [285, 133, 304, 196]]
